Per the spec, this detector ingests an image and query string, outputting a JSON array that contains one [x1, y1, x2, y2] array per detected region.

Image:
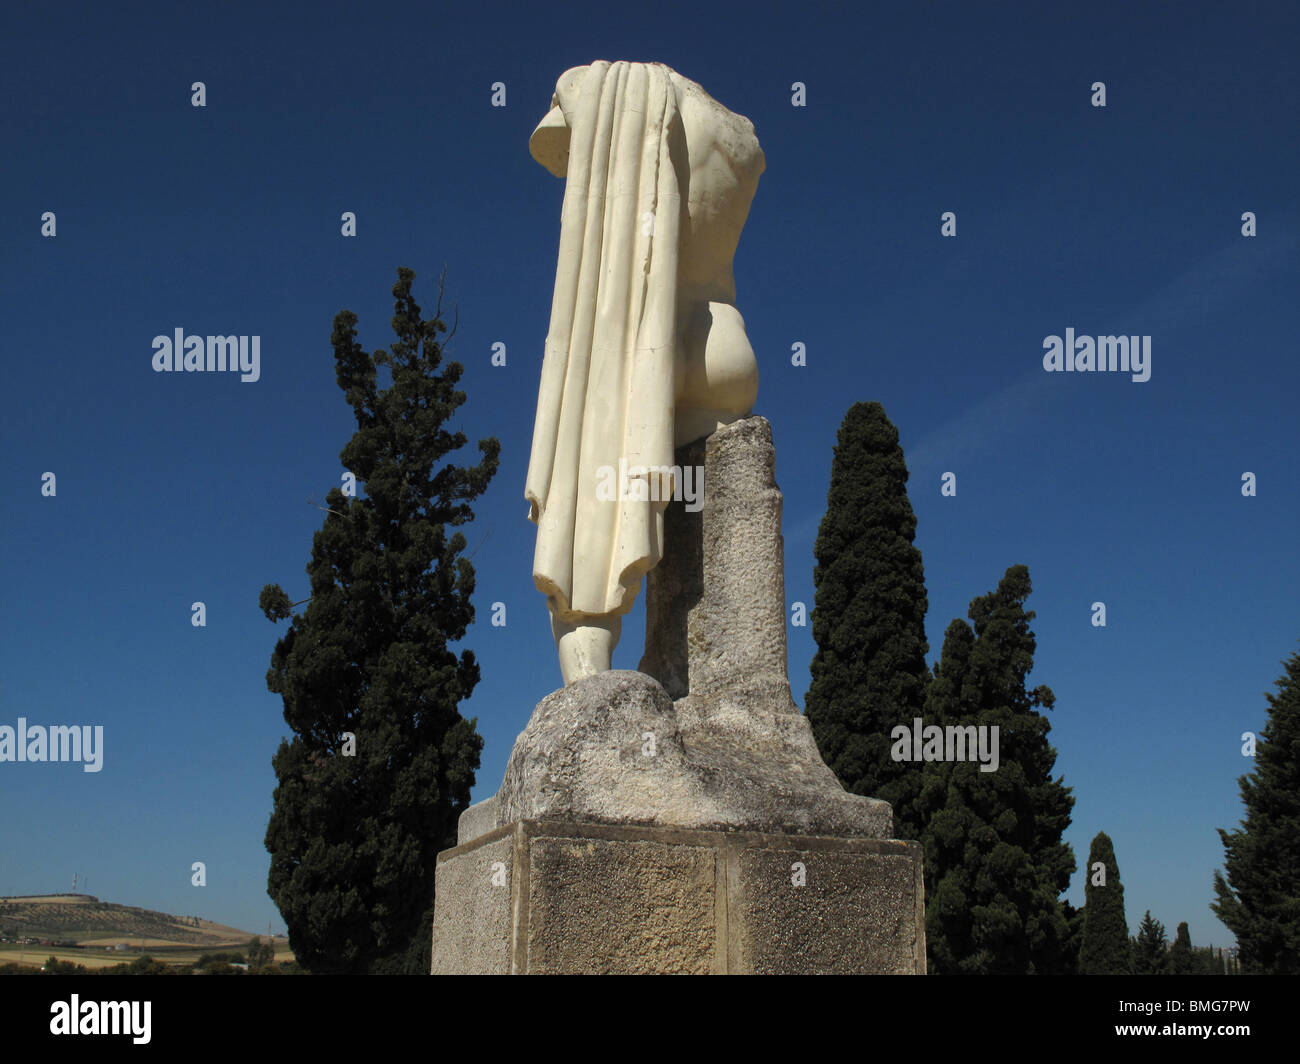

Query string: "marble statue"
[[433, 69, 924, 973], [525, 60, 766, 684]]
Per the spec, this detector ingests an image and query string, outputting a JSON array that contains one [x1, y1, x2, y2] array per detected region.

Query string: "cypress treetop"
[[805, 401, 930, 837], [1079, 831, 1132, 974]]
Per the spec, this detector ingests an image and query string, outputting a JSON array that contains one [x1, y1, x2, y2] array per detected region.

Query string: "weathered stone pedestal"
[[432, 417, 926, 973], [432, 819, 924, 974]]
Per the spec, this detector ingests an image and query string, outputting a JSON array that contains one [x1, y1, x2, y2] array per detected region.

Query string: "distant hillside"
[[0, 895, 263, 947], [0, 893, 98, 905]]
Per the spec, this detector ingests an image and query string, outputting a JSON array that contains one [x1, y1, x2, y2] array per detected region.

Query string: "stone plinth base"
[[431, 819, 926, 974]]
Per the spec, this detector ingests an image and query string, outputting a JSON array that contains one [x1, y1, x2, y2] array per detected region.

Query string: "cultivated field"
[[0, 943, 296, 971]]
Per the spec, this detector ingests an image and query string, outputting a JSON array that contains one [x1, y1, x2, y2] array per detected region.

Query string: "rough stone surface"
[[430, 820, 925, 975], [457, 795, 498, 844], [734, 843, 925, 975], [528, 837, 717, 974], [429, 827, 514, 975], [491, 669, 891, 840]]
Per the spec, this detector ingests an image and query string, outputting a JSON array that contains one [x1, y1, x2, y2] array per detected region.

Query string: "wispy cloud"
[[907, 207, 1297, 471]]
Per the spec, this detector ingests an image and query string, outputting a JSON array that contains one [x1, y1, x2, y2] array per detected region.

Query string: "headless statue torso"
[[526, 62, 765, 684]]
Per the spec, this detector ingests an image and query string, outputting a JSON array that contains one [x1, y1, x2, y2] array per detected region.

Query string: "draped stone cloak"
[[525, 61, 684, 622]]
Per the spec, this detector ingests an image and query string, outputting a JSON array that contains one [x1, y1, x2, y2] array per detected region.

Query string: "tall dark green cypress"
[[919, 565, 1075, 974], [260, 267, 500, 974], [1211, 644, 1300, 974], [804, 402, 930, 838], [1168, 922, 1195, 975], [1078, 831, 1132, 973]]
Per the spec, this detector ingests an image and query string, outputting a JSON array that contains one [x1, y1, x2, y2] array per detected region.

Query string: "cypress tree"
[[1168, 921, 1195, 975], [1211, 644, 1300, 974], [804, 402, 931, 838], [919, 565, 1075, 973], [1078, 831, 1132, 974], [1133, 911, 1169, 975], [261, 267, 500, 974]]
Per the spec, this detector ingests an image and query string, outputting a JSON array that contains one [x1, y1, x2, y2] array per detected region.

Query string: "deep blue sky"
[[2, 1, 1296, 951]]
